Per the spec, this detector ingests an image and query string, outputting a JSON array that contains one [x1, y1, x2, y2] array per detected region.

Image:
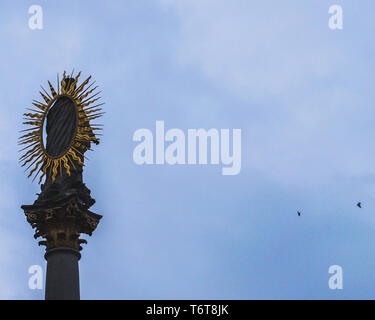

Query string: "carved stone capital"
[[22, 202, 101, 251]]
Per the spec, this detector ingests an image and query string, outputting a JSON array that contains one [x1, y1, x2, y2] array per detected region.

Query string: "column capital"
[[22, 201, 102, 252]]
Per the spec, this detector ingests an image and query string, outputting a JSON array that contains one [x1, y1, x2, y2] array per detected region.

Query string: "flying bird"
[[297, 211, 301, 216], [357, 202, 362, 208]]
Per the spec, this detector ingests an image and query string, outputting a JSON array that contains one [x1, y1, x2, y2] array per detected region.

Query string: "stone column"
[[45, 247, 81, 300]]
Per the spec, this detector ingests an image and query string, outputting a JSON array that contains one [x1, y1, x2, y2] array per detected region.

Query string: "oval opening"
[[42, 96, 77, 158]]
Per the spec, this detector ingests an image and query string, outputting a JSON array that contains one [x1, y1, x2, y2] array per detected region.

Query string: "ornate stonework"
[[22, 181, 102, 251], [23, 203, 101, 251]]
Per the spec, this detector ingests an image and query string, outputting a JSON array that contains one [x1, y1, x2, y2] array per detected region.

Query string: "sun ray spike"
[[48, 81, 57, 98], [32, 102, 47, 112], [19, 126, 41, 133], [61, 71, 67, 93], [32, 165, 44, 183], [18, 142, 40, 153], [19, 147, 41, 162], [83, 103, 105, 112], [23, 153, 43, 171], [77, 81, 96, 99], [74, 75, 92, 96], [39, 91, 51, 104], [40, 85, 53, 101], [19, 130, 40, 140], [78, 86, 99, 101], [81, 91, 101, 104], [27, 155, 45, 177]]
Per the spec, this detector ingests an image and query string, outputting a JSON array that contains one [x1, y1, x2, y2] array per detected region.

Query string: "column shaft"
[[44, 247, 81, 300]]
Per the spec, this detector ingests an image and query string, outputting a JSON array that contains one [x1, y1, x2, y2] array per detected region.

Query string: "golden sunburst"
[[19, 71, 104, 184]]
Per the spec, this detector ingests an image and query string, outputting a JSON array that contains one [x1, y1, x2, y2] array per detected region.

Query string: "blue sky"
[[0, 0, 375, 299]]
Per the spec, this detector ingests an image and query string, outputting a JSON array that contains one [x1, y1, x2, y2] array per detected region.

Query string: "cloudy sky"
[[0, 0, 375, 299]]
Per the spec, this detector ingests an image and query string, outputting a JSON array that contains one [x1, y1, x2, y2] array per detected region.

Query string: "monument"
[[19, 71, 104, 299]]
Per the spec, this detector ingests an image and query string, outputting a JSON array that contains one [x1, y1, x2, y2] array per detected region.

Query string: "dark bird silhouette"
[[297, 211, 301, 216], [357, 202, 362, 208]]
